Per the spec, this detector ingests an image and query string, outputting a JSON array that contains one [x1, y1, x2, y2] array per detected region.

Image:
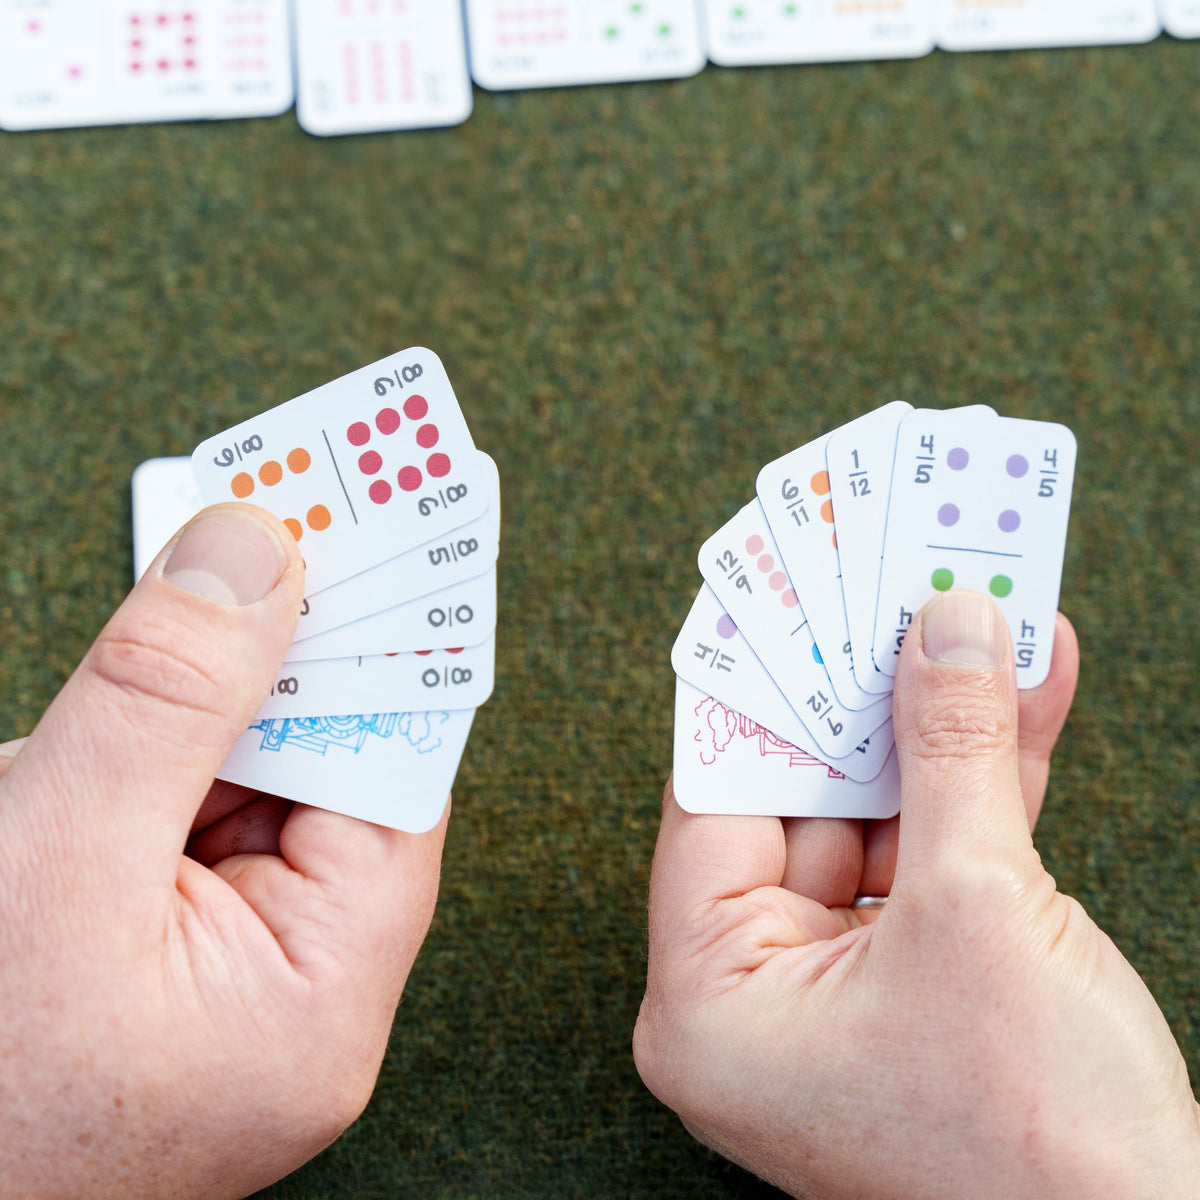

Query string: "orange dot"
[[284, 517, 303, 541], [306, 504, 331, 531], [231, 472, 254, 498], [287, 447, 311, 474], [820, 498, 834, 525], [832, 530, 838, 551], [811, 470, 830, 496], [258, 459, 283, 486]]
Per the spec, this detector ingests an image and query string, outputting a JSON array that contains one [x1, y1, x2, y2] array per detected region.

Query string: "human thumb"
[[890, 590, 1036, 887]]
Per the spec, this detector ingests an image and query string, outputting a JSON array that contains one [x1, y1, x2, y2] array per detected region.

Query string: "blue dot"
[[811, 644, 823, 665]]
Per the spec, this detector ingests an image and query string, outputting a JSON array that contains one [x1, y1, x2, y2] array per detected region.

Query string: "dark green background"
[[2, 35, 1198, 1199]]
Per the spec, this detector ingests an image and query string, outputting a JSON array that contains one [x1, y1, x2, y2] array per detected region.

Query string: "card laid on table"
[[870, 408, 1075, 688], [1160, 0, 1200, 36], [464, 0, 705, 91], [192, 348, 489, 594], [0, 0, 293, 131], [701, 0, 933, 66], [293, 0, 473, 137], [934, 0, 1160, 51]]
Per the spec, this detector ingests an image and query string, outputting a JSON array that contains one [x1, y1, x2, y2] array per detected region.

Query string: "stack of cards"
[[671, 403, 1075, 820], [132, 348, 497, 831]]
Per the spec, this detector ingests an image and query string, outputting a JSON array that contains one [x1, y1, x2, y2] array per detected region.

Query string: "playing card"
[[871, 408, 1076, 687], [191, 349, 489, 594], [672, 584, 894, 783], [756, 402, 911, 711], [285, 566, 497, 661], [672, 677, 901, 820], [1160, 0, 1200, 36], [293, 0, 473, 137], [131, 456, 205, 580], [0, 0, 293, 131], [698, 502, 892, 758], [702, 0, 933, 66], [464, 0, 705, 91], [934, 0, 1160, 50], [217, 706, 474, 831]]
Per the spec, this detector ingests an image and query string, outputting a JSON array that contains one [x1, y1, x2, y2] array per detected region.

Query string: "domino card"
[[132, 457, 205, 580], [672, 677, 900, 821], [293, 0, 473, 137], [217, 707, 474, 831], [698, 502, 892, 759], [285, 566, 497, 661], [870, 408, 1075, 687], [757, 402, 912, 712], [672, 584, 894, 783], [1, 0, 293, 131], [464, 0, 706, 91], [192, 349, 489, 594], [934, 0, 1160, 51], [702, 0, 933, 67], [1160, 0, 1200, 36]]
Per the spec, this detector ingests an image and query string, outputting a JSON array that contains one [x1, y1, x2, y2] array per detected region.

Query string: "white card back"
[[1160, 0, 1200, 35], [934, 0, 1160, 50]]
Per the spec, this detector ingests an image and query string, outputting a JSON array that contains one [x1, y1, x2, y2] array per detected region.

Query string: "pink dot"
[[397, 465, 422, 492], [358, 450, 383, 475], [157, 58, 170, 71], [27, 20, 42, 33], [768, 571, 787, 591], [403, 394, 429, 420], [129, 14, 142, 24], [427, 453, 451, 478], [347, 421, 370, 446], [781, 589, 799, 608], [157, 13, 169, 25], [376, 407, 400, 435], [368, 479, 392, 505], [745, 534, 764, 555], [757, 554, 774, 573], [416, 423, 439, 449]]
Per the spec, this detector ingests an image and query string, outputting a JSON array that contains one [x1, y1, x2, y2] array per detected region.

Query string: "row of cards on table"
[[3, 0, 1197, 134], [133, 348, 497, 832], [671, 402, 1075, 821]]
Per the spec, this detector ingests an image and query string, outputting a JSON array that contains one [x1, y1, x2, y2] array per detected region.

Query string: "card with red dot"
[[870, 407, 1076, 688], [0, 0, 293, 132], [190, 347, 490, 594]]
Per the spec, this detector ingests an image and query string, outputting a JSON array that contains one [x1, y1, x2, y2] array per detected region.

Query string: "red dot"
[[397, 465, 422, 492], [414, 649, 433, 657], [376, 407, 401, 435], [446, 647, 465, 655], [416, 423, 439, 449], [358, 450, 383, 475], [347, 421, 370, 446], [368, 479, 392, 505], [403, 394, 428, 420], [427, 453, 451, 478]]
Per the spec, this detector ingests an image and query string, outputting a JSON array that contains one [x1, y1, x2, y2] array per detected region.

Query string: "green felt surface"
[[2, 37, 1199, 1199]]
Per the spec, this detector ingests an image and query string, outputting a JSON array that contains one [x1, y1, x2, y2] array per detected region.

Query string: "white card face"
[[672, 584, 894, 783], [293, 0, 473, 137], [871, 408, 1076, 687], [0, 0, 293, 131], [1160, 0, 1200, 35], [192, 349, 487, 593], [464, 0, 705, 91], [698, 502, 892, 759], [131, 456, 204, 580], [258, 639, 495, 719], [702, 0, 933, 66], [218, 707, 474, 831], [934, 0, 1160, 50], [672, 677, 900, 820], [756, 402, 912, 711], [285, 566, 496, 661]]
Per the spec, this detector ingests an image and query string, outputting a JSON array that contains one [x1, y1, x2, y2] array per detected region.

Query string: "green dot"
[[657, 22, 671, 34], [931, 568, 954, 592], [989, 574, 1013, 598], [732, 5, 746, 16], [605, 24, 619, 37]]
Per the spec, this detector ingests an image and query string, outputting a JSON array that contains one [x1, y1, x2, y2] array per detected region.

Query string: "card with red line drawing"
[[933, 0, 1160, 51], [293, 0, 473, 137], [672, 677, 901, 820], [701, 0, 933, 67], [191, 348, 489, 593], [698, 501, 892, 759], [0, 0, 293, 131], [870, 407, 1075, 688]]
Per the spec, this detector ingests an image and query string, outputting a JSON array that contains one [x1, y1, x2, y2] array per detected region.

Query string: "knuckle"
[[908, 690, 1014, 763]]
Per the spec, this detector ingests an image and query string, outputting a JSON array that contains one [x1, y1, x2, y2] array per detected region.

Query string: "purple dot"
[[998, 509, 1020, 532], [937, 503, 960, 527], [947, 447, 969, 470], [716, 614, 737, 640], [1006, 454, 1028, 478]]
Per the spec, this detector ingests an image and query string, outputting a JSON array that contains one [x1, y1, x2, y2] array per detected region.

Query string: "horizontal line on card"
[[925, 544, 1023, 559]]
